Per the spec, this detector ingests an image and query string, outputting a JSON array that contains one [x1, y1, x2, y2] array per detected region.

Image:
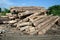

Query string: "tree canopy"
[[0, 8, 10, 16], [47, 5, 60, 16]]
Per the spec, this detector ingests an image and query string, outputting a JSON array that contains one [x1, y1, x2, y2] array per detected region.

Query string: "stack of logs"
[[0, 11, 59, 35], [16, 12, 59, 35]]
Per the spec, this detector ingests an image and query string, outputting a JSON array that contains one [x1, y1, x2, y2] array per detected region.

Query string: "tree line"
[[0, 8, 10, 16], [47, 5, 60, 16]]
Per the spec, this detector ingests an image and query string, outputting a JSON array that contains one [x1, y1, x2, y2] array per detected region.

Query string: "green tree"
[[3, 8, 10, 13], [1, 8, 10, 16], [47, 5, 60, 16]]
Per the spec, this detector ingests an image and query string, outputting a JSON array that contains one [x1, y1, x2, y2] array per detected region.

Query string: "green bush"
[[47, 5, 60, 16], [0, 8, 10, 16]]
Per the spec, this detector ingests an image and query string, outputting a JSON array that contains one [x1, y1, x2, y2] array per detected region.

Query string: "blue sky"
[[0, 0, 60, 8]]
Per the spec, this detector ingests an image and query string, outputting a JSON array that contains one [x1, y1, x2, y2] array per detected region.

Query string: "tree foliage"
[[3, 8, 10, 13], [47, 5, 60, 16], [0, 8, 10, 16]]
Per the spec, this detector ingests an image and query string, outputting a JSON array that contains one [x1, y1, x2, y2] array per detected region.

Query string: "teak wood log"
[[8, 20, 17, 24], [17, 12, 42, 25], [23, 27, 35, 34], [36, 16, 58, 30], [37, 17, 58, 35], [31, 15, 47, 22], [28, 16, 58, 35], [38, 17, 59, 35], [29, 15, 47, 23], [9, 14, 17, 19], [3, 20, 17, 24], [22, 18, 30, 22], [18, 11, 33, 18], [17, 22, 32, 27], [21, 12, 42, 21], [18, 12, 46, 23], [26, 27, 35, 33], [20, 26, 32, 31], [32, 15, 53, 27], [20, 14, 46, 22]]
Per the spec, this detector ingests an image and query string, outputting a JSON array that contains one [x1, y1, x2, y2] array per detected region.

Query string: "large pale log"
[[17, 18, 29, 24], [29, 15, 46, 22], [17, 22, 32, 27], [29, 16, 58, 35], [33, 15, 53, 27], [18, 11, 42, 19], [23, 27, 35, 34], [17, 12, 44, 25], [20, 26, 32, 31], [22, 11, 33, 16], [29, 16, 46, 25], [18, 11, 33, 18], [17, 12, 38, 25], [36, 16, 58, 29], [32, 15, 47, 22], [22, 18, 29, 22], [8, 14, 17, 19], [13, 23, 17, 26], [23, 16, 45, 22], [8, 20, 17, 24], [37, 17, 58, 35], [3, 21, 8, 23], [28, 12, 47, 19], [38, 17, 59, 35], [9, 17, 15, 19], [22, 12, 42, 20], [29, 12, 42, 18]]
